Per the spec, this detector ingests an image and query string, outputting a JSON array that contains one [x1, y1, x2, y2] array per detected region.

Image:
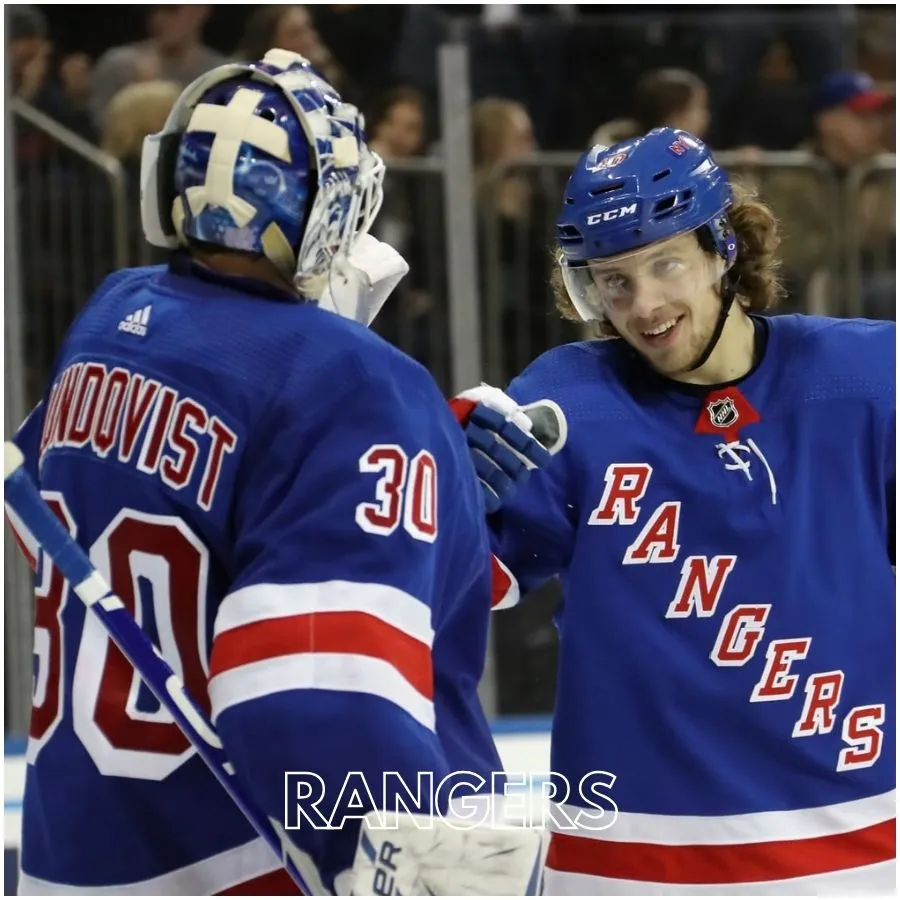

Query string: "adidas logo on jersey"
[[118, 305, 152, 337]]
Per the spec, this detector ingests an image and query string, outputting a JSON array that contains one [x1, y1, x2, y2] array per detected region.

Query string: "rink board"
[[3, 719, 552, 894]]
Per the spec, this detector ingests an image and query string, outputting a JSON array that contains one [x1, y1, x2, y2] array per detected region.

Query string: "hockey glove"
[[450, 384, 567, 514]]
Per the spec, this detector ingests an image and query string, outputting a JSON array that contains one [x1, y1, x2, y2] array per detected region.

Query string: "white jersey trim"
[[17, 836, 280, 895], [553, 790, 896, 844], [215, 579, 434, 644], [210, 651, 436, 731]]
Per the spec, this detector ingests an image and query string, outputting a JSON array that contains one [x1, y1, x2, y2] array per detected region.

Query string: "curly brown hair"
[[551, 180, 785, 338]]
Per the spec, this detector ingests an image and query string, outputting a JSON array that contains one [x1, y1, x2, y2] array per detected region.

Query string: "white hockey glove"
[[349, 811, 544, 895], [450, 385, 568, 514]]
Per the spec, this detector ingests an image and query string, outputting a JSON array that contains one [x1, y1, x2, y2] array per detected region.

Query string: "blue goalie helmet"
[[140, 48, 384, 301], [556, 128, 738, 323]]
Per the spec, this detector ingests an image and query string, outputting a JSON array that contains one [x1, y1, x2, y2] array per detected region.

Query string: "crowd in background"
[[10, 5, 895, 151], [7, 4, 897, 717]]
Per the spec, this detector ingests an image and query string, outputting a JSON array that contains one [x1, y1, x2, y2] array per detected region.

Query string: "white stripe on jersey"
[[214, 579, 434, 645], [552, 790, 895, 844], [209, 651, 436, 731]]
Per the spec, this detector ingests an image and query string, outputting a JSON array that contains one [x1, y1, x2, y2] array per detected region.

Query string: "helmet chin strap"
[[684, 273, 738, 373]]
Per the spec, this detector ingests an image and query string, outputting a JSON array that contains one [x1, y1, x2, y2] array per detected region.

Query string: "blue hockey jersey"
[[10, 255, 502, 895], [491, 315, 895, 894]]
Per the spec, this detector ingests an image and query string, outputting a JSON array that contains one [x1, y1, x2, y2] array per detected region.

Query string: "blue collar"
[[167, 251, 300, 304]]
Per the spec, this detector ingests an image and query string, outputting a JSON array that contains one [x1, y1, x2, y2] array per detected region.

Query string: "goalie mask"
[[140, 49, 388, 323]]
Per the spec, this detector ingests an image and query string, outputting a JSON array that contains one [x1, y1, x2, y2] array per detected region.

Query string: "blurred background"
[[3, 0, 896, 799]]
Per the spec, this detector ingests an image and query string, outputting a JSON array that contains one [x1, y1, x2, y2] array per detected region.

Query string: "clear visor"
[[561, 236, 727, 322]]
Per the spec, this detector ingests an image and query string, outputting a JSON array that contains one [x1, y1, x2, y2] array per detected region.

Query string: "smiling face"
[[587, 232, 725, 376]]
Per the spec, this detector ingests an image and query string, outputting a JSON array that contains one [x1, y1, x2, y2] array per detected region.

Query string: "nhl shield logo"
[[707, 397, 739, 429]]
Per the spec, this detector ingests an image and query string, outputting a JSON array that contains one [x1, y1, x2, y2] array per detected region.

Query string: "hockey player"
[[468, 128, 896, 893], [8, 51, 543, 895]]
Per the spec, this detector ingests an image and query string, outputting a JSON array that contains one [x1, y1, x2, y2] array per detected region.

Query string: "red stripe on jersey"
[[546, 818, 896, 884], [210, 610, 434, 700], [217, 867, 302, 895]]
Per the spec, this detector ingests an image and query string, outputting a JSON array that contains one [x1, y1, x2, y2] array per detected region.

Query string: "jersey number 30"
[[26, 445, 436, 778], [28, 493, 208, 780], [355, 444, 438, 543]]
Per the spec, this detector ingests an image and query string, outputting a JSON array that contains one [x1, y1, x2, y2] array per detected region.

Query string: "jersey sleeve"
[[208, 357, 472, 888], [487, 366, 578, 596]]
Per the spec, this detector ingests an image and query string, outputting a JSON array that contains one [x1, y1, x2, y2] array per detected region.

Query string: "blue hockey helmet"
[[140, 49, 384, 310], [556, 128, 738, 324]]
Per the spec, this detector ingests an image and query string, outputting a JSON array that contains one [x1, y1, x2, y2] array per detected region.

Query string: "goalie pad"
[[349, 811, 544, 896]]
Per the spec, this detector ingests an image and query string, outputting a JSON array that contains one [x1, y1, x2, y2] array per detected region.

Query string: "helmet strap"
[[684, 272, 738, 372]]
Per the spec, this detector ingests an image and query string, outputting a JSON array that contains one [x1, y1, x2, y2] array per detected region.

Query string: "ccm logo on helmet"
[[586, 204, 637, 225]]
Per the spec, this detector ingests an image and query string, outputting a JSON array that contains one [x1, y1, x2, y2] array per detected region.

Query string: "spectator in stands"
[[101, 80, 180, 163], [9, 7, 44, 66], [812, 71, 893, 167], [10, 5, 51, 103], [473, 97, 536, 221], [473, 98, 557, 381], [590, 68, 710, 147], [761, 71, 895, 318], [704, 6, 852, 149], [101, 80, 181, 265], [234, 6, 348, 97], [59, 52, 93, 119], [10, 5, 96, 143], [368, 86, 426, 162], [365, 87, 433, 371], [89, 5, 223, 130]]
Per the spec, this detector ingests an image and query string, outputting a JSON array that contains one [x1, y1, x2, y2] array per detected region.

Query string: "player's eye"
[[593, 271, 635, 309], [652, 258, 684, 278], [600, 272, 628, 292]]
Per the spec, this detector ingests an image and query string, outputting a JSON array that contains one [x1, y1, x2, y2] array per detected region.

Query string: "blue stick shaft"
[[3, 443, 310, 895]]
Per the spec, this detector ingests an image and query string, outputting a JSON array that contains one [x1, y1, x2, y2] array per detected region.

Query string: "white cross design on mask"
[[183, 87, 292, 227]]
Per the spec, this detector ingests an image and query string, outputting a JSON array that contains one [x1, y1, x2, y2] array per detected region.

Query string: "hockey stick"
[[3, 442, 312, 896]]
